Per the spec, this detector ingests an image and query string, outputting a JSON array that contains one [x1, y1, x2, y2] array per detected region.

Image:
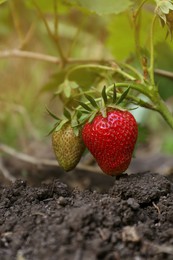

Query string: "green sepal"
[[63, 107, 71, 120], [88, 110, 98, 123], [80, 109, 91, 114], [76, 109, 82, 118], [128, 106, 139, 111], [112, 84, 117, 104], [116, 87, 130, 105], [63, 84, 71, 98], [73, 126, 80, 136], [54, 83, 64, 95], [80, 113, 90, 122], [46, 122, 59, 136], [55, 118, 69, 131], [102, 85, 108, 105], [85, 94, 99, 109], [46, 107, 60, 121], [71, 114, 79, 128], [77, 114, 90, 125], [76, 108, 91, 116], [107, 92, 113, 99], [78, 101, 92, 111], [71, 112, 90, 127]]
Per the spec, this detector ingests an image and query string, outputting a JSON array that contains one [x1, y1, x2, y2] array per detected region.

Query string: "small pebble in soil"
[[57, 196, 68, 206]]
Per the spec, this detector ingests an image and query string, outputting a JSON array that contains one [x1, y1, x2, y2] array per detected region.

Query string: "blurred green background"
[[1, 0, 173, 157]]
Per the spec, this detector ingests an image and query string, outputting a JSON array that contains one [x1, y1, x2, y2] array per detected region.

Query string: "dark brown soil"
[[1, 172, 173, 260]]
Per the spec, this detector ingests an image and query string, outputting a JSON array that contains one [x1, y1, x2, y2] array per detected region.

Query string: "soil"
[[1, 171, 173, 260]]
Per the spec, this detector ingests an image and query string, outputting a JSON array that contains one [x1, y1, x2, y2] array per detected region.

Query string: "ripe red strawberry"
[[82, 109, 138, 176], [52, 123, 85, 171]]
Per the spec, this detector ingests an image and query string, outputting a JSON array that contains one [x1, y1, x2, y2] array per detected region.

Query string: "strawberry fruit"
[[82, 109, 138, 176], [52, 123, 85, 171]]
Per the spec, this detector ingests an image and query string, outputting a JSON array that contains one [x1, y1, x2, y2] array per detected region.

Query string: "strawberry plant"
[[1, 0, 173, 174], [49, 86, 138, 174], [45, 0, 173, 174]]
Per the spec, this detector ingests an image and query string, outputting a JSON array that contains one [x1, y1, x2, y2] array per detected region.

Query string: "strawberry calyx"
[[47, 84, 131, 136], [75, 84, 131, 126], [46, 107, 81, 137]]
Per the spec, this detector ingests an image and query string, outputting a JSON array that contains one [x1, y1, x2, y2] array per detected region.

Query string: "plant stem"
[[127, 94, 157, 111], [133, 8, 142, 63], [0, 49, 61, 63], [66, 64, 136, 81], [113, 83, 173, 130], [116, 68, 136, 81], [53, 0, 58, 38], [2, 48, 173, 81], [156, 99, 173, 129], [76, 82, 152, 110], [67, 17, 87, 58], [75, 79, 173, 131], [154, 68, 173, 80], [148, 15, 157, 86], [32, 0, 66, 63], [133, 0, 149, 67], [134, 0, 149, 18], [9, 0, 24, 43], [120, 62, 144, 82], [107, 83, 151, 98]]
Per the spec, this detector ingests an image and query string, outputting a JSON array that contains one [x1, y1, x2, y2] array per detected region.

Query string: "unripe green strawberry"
[[82, 109, 138, 176], [52, 123, 85, 171]]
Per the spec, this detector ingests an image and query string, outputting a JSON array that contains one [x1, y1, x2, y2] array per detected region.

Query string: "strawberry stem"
[[148, 14, 157, 86], [100, 106, 107, 118], [156, 99, 173, 129], [65, 64, 136, 81]]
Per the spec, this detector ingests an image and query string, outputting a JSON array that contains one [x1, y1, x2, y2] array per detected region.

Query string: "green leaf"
[[25, 0, 68, 13], [85, 94, 98, 108], [106, 14, 135, 60], [63, 108, 71, 120], [68, 67, 99, 89], [78, 101, 92, 111], [69, 0, 132, 15], [102, 86, 108, 105], [46, 107, 60, 121], [107, 7, 171, 60], [52, 80, 78, 97], [116, 87, 130, 105], [41, 71, 67, 93]]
